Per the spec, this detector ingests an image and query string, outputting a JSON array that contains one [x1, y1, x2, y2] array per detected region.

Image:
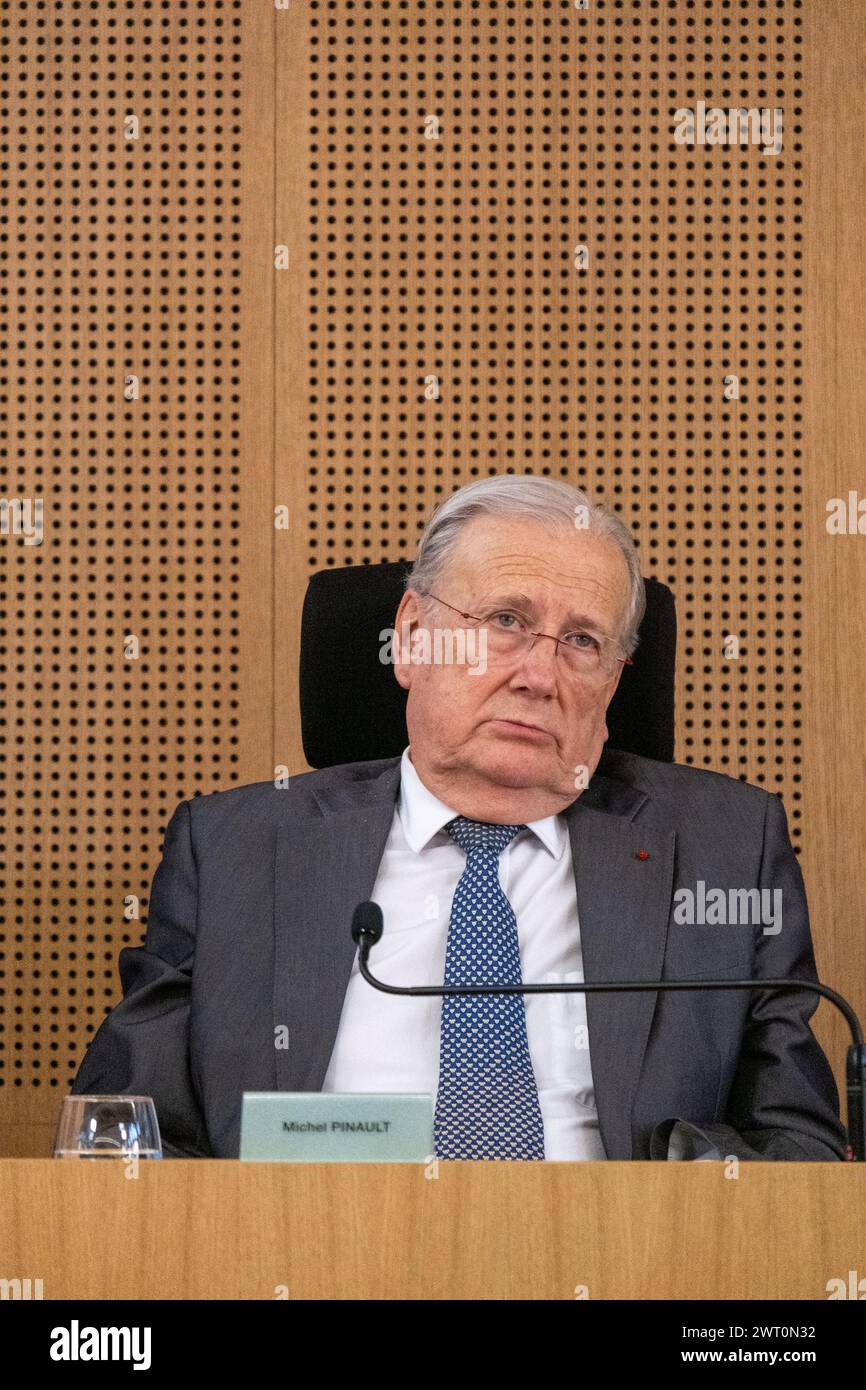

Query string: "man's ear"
[[392, 589, 420, 692]]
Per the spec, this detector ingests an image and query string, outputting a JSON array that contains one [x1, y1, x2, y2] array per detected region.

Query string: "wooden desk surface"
[[0, 1159, 862, 1300]]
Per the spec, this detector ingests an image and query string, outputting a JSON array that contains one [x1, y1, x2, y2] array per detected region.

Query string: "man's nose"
[[508, 632, 561, 691]]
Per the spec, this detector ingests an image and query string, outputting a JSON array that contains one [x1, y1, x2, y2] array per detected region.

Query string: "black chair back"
[[300, 561, 676, 768]]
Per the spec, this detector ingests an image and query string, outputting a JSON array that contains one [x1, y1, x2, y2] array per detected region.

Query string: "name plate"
[[239, 1092, 435, 1163]]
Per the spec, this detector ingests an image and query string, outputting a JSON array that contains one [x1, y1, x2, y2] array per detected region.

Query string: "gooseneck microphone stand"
[[351, 900, 866, 1161]]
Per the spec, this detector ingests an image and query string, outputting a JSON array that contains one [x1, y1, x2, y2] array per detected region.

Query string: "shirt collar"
[[397, 745, 566, 859]]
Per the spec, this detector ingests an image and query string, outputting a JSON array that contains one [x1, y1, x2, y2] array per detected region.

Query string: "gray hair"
[[406, 475, 646, 656]]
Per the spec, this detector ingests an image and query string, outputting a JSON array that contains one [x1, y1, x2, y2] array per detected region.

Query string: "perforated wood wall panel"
[[276, 0, 864, 1107], [2, 0, 863, 1156], [288, 0, 804, 809], [0, 0, 274, 1153]]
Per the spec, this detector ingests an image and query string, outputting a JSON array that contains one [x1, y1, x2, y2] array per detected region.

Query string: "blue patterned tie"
[[434, 816, 545, 1160]]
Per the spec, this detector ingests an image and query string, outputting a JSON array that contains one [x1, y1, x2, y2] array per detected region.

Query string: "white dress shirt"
[[321, 745, 607, 1159]]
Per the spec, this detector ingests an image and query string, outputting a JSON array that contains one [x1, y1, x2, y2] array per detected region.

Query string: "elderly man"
[[71, 475, 847, 1161]]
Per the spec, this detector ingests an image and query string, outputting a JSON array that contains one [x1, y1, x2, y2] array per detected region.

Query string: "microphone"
[[350, 900, 866, 1162]]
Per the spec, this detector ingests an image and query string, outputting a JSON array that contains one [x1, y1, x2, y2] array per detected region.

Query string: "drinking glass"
[[53, 1095, 163, 1160]]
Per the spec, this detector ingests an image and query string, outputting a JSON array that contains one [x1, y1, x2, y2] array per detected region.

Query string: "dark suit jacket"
[[70, 748, 848, 1161]]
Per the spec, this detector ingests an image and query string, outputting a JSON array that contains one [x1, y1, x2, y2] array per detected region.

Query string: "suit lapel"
[[565, 775, 676, 1159], [274, 760, 402, 1090]]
